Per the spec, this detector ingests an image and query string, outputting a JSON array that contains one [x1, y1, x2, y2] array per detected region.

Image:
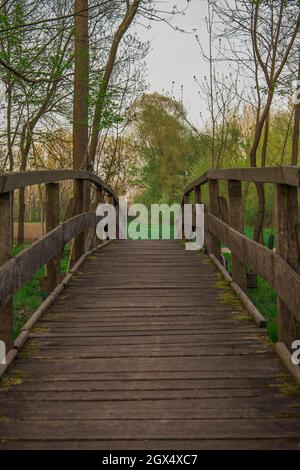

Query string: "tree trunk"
[[291, 57, 300, 166], [17, 123, 32, 245], [73, 0, 89, 261], [253, 114, 270, 245], [254, 182, 265, 244], [249, 95, 273, 243], [87, 0, 141, 170], [73, 0, 89, 172]]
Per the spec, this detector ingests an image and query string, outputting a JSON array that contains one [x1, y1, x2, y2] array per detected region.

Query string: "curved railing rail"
[[0, 169, 118, 351], [0, 169, 118, 200], [183, 166, 300, 349]]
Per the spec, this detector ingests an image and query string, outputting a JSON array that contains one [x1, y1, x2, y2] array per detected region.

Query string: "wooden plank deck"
[[0, 240, 300, 449]]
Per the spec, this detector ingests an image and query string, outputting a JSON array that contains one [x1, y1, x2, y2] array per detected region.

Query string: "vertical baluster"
[[45, 183, 61, 293], [276, 183, 299, 346], [228, 180, 247, 290], [0, 192, 13, 351], [182, 193, 189, 239], [95, 186, 104, 246], [208, 179, 221, 261], [74, 179, 85, 260], [195, 185, 201, 204]]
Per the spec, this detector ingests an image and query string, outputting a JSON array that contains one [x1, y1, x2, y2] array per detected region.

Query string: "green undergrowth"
[[0, 370, 27, 390], [223, 246, 277, 343], [12, 243, 71, 339]]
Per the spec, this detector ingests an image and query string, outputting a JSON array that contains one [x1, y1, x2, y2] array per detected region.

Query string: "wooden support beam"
[[0, 192, 13, 351], [95, 187, 104, 246], [107, 194, 114, 205], [208, 179, 221, 261], [96, 186, 104, 205], [195, 186, 201, 204], [193, 186, 201, 233], [73, 179, 85, 261], [182, 193, 189, 239], [228, 180, 247, 291], [276, 183, 299, 346], [45, 183, 61, 293]]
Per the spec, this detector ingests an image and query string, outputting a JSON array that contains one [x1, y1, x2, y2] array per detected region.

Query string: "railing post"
[[106, 194, 116, 240], [96, 186, 104, 205], [276, 183, 299, 346], [0, 192, 13, 351], [45, 183, 61, 293], [74, 179, 85, 261], [182, 193, 189, 238], [193, 186, 201, 235], [228, 180, 247, 290], [114, 198, 119, 240], [95, 186, 104, 246], [195, 185, 201, 205], [208, 179, 221, 261]]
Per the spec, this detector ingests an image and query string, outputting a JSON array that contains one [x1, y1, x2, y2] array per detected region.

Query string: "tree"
[[216, 0, 300, 241], [132, 93, 205, 204], [291, 56, 300, 165], [87, 0, 142, 173]]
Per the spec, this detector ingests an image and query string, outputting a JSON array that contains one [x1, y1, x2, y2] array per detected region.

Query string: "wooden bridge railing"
[[183, 166, 300, 348], [0, 169, 118, 352]]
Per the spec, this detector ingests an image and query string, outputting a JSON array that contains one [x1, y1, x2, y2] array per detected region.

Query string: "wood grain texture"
[[0, 213, 95, 305], [184, 166, 300, 194], [0, 240, 300, 450], [0, 169, 118, 201]]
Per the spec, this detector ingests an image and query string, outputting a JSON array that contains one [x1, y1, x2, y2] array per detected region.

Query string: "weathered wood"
[[208, 179, 221, 260], [0, 169, 118, 201], [276, 184, 300, 346], [73, 179, 85, 262], [218, 196, 229, 224], [184, 172, 208, 195], [84, 202, 97, 250], [206, 213, 300, 322], [208, 167, 300, 186], [182, 193, 189, 238], [95, 187, 104, 246], [0, 192, 13, 351], [194, 185, 201, 204], [192, 186, 201, 231], [276, 342, 300, 385], [184, 167, 300, 197], [296, 223, 300, 260], [231, 282, 266, 328], [61, 197, 76, 262], [0, 213, 95, 305], [45, 183, 61, 293], [228, 180, 246, 291], [0, 240, 299, 449]]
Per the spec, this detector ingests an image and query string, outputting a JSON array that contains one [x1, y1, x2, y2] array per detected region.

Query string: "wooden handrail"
[[183, 165, 300, 349], [184, 166, 300, 195], [0, 169, 118, 202], [0, 169, 118, 351], [0, 212, 97, 307]]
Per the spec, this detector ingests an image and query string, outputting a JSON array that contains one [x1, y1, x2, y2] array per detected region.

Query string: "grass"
[[12, 243, 71, 339], [223, 226, 278, 342]]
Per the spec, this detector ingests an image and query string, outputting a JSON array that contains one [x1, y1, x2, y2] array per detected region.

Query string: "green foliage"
[[223, 234, 278, 343], [133, 93, 208, 205], [12, 243, 71, 339]]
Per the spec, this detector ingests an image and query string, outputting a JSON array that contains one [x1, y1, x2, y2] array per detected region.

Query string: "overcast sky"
[[135, 0, 211, 127]]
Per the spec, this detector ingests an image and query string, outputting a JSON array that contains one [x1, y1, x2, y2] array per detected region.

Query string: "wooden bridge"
[[0, 167, 300, 449]]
